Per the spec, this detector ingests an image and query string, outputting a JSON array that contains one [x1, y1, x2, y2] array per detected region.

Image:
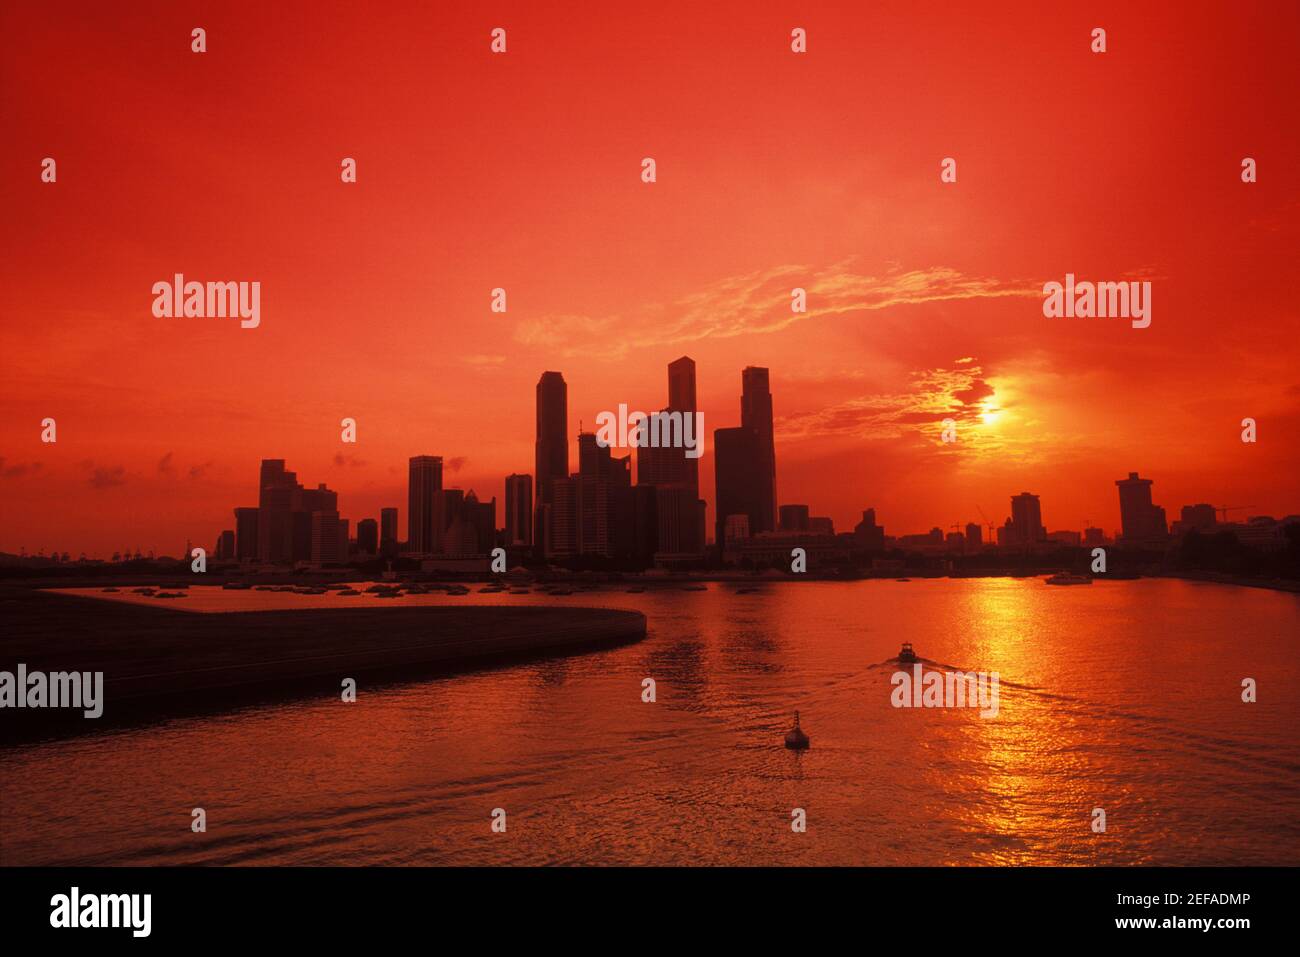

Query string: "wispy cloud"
[[461, 354, 507, 367], [779, 362, 996, 442], [515, 261, 1040, 359]]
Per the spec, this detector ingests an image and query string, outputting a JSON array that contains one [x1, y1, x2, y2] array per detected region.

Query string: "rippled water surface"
[[3, 579, 1298, 865]]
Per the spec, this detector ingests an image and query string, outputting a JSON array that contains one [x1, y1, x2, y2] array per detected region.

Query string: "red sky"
[[2, 1, 1297, 557]]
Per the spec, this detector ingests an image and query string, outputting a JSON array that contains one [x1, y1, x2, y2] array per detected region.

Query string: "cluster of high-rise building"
[[227, 458, 495, 568], [228, 460, 350, 565], [978, 474, 1296, 553], [532, 357, 713, 565], [211, 373, 1296, 568], [401, 455, 496, 562], [218, 356, 778, 568]]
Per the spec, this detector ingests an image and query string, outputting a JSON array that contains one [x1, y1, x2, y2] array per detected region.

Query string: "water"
[[3, 579, 1298, 865]]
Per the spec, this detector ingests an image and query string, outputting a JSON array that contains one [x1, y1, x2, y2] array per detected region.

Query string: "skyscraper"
[[356, 518, 379, 555], [464, 491, 496, 554], [1010, 492, 1046, 545], [654, 485, 701, 559], [779, 504, 810, 532], [724, 514, 750, 542], [667, 355, 699, 495], [577, 431, 632, 557], [547, 476, 579, 558], [234, 506, 259, 561], [408, 455, 443, 555], [504, 474, 533, 547], [1180, 503, 1217, 531], [713, 426, 761, 548], [635, 427, 674, 486], [741, 366, 776, 534], [439, 488, 465, 541], [534, 372, 568, 552], [854, 509, 886, 549], [310, 511, 349, 564], [257, 459, 299, 562], [632, 358, 705, 558], [380, 507, 399, 556], [628, 484, 659, 561], [1116, 472, 1168, 544], [443, 490, 496, 556], [293, 483, 338, 561], [668, 355, 697, 420]]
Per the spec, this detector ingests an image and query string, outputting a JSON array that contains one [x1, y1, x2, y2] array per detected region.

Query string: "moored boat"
[[1045, 572, 1092, 585], [784, 711, 810, 750]]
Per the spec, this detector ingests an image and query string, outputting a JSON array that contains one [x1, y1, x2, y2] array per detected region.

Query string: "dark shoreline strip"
[[0, 588, 646, 745]]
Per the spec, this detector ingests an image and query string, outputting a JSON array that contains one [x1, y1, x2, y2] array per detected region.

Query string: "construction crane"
[[1212, 505, 1254, 522], [976, 505, 997, 544]]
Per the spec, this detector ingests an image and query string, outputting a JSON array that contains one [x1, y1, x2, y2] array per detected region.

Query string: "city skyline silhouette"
[[4, 352, 1298, 562]]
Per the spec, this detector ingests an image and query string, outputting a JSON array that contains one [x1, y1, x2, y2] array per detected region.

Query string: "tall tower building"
[[714, 426, 761, 548], [741, 366, 776, 534], [1010, 492, 1046, 545], [668, 356, 697, 418], [504, 474, 533, 547], [1116, 472, 1168, 544], [547, 476, 579, 558], [465, 491, 497, 554], [234, 506, 259, 561], [408, 455, 443, 555], [292, 483, 338, 562], [854, 508, 886, 549], [630, 357, 705, 559], [667, 356, 699, 495], [654, 486, 704, 558], [534, 372, 568, 551], [576, 431, 632, 557], [380, 507, 399, 556], [257, 459, 300, 562], [310, 512, 349, 564], [443, 490, 496, 556], [356, 518, 379, 555]]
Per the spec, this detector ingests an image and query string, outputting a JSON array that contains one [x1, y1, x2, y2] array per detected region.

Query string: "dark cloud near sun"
[[87, 463, 127, 489], [0, 458, 44, 480], [779, 361, 998, 439]]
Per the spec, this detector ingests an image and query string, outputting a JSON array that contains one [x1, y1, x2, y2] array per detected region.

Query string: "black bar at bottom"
[[0, 866, 1286, 943]]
